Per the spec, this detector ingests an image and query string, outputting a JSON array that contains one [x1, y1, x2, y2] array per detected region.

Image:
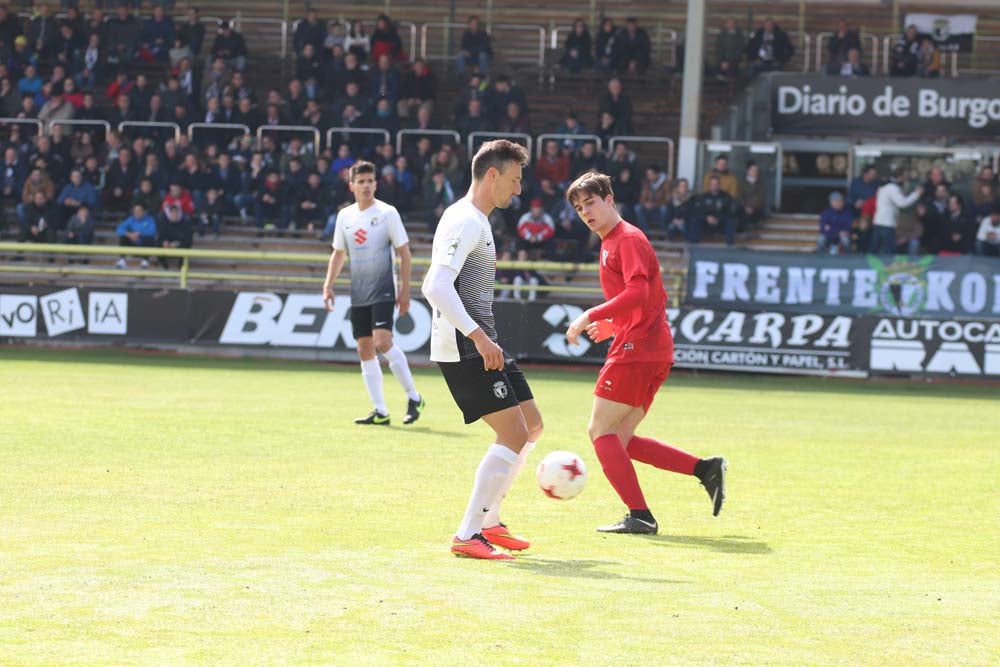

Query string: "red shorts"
[[594, 360, 672, 413]]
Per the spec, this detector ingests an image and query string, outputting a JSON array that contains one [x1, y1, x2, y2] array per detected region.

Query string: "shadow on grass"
[[399, 426, 465, 439], [509, 556, 686, 584], [647, 534, 772, 555]]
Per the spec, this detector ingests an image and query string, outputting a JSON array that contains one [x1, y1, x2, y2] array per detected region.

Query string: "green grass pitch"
[[1, 348, 998, 666]]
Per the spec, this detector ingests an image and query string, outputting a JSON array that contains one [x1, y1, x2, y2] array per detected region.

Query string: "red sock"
[[593, 434, 648, 510], [626, 436, 699, 475]]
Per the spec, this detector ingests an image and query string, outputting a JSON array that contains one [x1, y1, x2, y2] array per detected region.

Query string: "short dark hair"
[[349, 160, 376, 181], [471, 139, 529, 181], [566, 171, 614, 204]]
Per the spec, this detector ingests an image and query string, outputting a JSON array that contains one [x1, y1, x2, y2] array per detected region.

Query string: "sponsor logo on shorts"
[[492, 381, 508, 399], [602, 379, 613, 391]]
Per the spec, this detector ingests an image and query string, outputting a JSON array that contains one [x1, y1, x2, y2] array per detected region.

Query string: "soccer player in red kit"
[[564, 172, 727, 534]]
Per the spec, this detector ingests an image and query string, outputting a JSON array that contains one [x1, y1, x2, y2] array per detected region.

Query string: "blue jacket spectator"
[[817, 192, 854, 254], [116, 204, 158, 269], [847, 165, 879, 215], [57, 178, 98, 209], [139, 7, 176, 63]]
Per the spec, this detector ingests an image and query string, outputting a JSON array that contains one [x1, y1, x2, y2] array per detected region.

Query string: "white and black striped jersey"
[[428, 196, 497, 362]]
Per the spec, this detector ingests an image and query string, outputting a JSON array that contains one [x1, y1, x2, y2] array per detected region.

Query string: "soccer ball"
[[536, 450, 587, 500]]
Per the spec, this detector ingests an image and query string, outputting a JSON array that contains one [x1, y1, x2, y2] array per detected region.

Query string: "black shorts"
[[350, 302, 395, 339], [437, 357, 534, 424]]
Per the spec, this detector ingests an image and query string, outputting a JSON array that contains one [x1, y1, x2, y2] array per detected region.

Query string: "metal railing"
[[419, 22, 465, 62], [256, 125, 321, 155], [231, 16, 287, 58], [187, 122, 250, 146], [47, 119, 111, 139], [467, 132, 533, 161], [535, 133, 603, 157], [609, 135, 675, 175], [118, 121, 181, 142], [395, 129, 461, 154], [0, 117, 42, 137], [326, 127, 391, 151], [491, 23, 546, 68], [814, 32, 879, 73]]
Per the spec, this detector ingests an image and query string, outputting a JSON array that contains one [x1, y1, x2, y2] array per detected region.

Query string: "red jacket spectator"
[[162, 185, 195, 216], [517, 198, 556, 247]]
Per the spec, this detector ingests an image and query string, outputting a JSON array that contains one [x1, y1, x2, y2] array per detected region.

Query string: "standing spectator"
[[18, 189, 55, 244], [139, 5, 175, 63], [294, 8, 326, 55], [0, 6, 21, 55], [916, 183, 950, 253], [937, 194, 975, 255], [296, 43, 321, 82], [371, 14, 404, 62], [890, 25, 920, 77], [178, 7, 205, 58], [615, 18, 651, 73], [106, 5, 140, 65], [702, 156, 739, 199], [665, 178, 693, 242], [76, 34, 105, 89], [344, 20, 370, 63], [560, 19, 593, 73], [456, 16, 492, 76], [398, 58, 435, 119], [738, 161, 766, 228], [826, 19, 861, 72], [115, 202, 157, 268], [975, 204, 1000, 256], [27, 3, 56, 58], [971, 165, 998, 219], [597, 77, 633, 134], [211, 20, 247, 72], [595, 18, 617, 71], [63, 204, 94, 246], [916, 37, 941, 78], [816, 192, 853, 254], [369, 53, 400, 105], [872, 167, 922, 254], [715, 17, 745, 80], [535, 139, 570, 190], [692, 175, 736, 246], [746, 18, 794, 78], [848, 164, 880, 215], [636, 164, 670, 231]]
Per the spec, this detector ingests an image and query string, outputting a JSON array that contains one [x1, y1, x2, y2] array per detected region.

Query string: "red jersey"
[[588, 220, 673, 363]]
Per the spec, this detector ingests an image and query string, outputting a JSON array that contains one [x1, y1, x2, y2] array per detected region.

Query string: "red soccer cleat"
[[451, 534, 515, 560], [482, 523, 531, 551]]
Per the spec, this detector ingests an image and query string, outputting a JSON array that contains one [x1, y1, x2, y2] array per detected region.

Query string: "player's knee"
[[587, 422, 610, 442], [356, 340, 376, 360], [373, 331, 393, 352]]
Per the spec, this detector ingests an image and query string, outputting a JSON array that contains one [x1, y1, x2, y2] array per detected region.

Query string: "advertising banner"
[[864, 316, 1000, 377], [686, 248, 1000, 319], [903, 14, 977, 52], [769, 74, 1000, 137]]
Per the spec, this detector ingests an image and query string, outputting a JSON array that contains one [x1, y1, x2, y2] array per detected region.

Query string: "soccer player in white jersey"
[[422, 140, 543, 561], [322, 161, 425, 426]]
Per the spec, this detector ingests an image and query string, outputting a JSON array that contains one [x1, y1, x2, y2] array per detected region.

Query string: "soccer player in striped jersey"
[[565, 172, 727, 535], [322, 161, 425, 426], [422, 140, 542, 560]]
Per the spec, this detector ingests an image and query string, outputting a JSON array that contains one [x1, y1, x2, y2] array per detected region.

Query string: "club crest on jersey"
[[602, 249, 609, 266], [492, 381, 508, 399], [354, 228, 368, 244]]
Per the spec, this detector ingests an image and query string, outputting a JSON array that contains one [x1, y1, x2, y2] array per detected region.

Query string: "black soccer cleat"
[[596, 514, 659, 535], [696, 457, 727, 516], [355, 410, 390, 425], [402, 396, 425, 425]]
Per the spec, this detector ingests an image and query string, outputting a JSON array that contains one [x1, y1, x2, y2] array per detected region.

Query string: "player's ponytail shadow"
[[647, 534, 772, 554], [509, 557, 686, 584]]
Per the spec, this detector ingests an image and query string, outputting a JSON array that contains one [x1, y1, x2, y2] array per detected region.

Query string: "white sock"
[[360, 358, 388, 415], [483, 440, 535, 528], [384, 345, 420, 402], [456, 444, 518, 540]]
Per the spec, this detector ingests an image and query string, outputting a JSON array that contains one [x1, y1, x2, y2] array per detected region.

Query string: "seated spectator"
[[517, 197, 556, 254], [18, 189, 55, 244], [18, 64, 43, 97], [455, 98, 490, 142], [139, 5, 174, 64], [255, 171, 289, 231], [156, 198, 193, 269], [597, 77, 633, 134], [398, 58, 435, 119], [456, 16, 492, 76], [916, 37, 941, 78], [57, 168, 97, 228], [746, 18, 794, 78], [106, 5, 140, 65], [916, 184, 950, 253], [848, 164, 880, 216], [64, 204, 95, 247], [370, 98, 401, 139], [162, 181, 195, 219], [715, 18, 745, 80], [555, 111, 587, 150], [890, 25, 920, 77], [595, 18, 617, 71], [636, 164, 670, 231], [535, 140, 571, 190], [294, 171, 331, 235], [1, 147, 28, 213], [817, 192, 853, 254], [52, 22, 82, 72], [133, 178, 161, 216], [18, 168, 55, 230], [831, 48, 869, 77], [692, 176, 737, 245], [702, 156, 739, 199], [560, 19, 593, 73], [483, 74, 528, 126], [344, 19, 371, 63], [296, 43, 322, 82], [211, 21, 247, 72], [595, 111, 618, 145], [665, 178, 693, 242], [451, 72, 485, 123], [371, 14, 405, 62], [937, 194, 975, 255], [611, 166, 639, 221], [377, 164, 407, 210], [606, 141, 637, 180], [615, 18, 651, 73], [324, 21, 347, 52], [422, 168, 456, 222], [571, 140, 605, 175], [739, 161, 766, 227], [116, 202, 157, 268], [497, 101, 530, 135], [197, 188, 224, 238], [826, 19, 861, 72], [975, 204, 1000, 257], [370, 54, 400, 105], [212, 153, 243, 214]]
